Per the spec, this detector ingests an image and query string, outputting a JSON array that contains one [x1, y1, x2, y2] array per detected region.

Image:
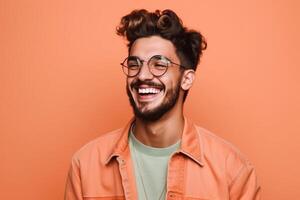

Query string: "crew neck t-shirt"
[[129, 129, 181, 200]]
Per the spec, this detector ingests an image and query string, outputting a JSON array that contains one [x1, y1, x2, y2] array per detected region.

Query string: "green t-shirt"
[[129, 127, 181, 200]]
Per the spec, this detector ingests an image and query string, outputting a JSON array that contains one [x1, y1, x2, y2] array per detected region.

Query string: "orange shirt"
[[65, 117, 261, 200]]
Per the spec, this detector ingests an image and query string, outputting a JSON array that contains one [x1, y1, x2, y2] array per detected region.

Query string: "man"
[[65, 9, 261, 200]]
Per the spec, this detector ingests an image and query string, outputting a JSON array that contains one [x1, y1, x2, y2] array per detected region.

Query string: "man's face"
[[126, 36, 183, 121]]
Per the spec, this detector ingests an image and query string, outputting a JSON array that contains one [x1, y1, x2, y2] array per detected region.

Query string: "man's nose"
[[137, 63, 154, 80]]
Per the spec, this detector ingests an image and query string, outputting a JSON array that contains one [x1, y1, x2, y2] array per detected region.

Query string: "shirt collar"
[[105, 117, 204, 167]]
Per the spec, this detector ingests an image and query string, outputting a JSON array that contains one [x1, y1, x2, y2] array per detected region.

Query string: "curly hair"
[[116, 9, 207, 71]]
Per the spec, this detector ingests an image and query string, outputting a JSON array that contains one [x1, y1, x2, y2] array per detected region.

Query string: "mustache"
[[130, 79, 164, 90]]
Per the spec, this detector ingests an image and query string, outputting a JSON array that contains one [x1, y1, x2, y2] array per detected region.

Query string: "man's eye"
[[155, 63, 167, 66], [127, 62, 139, 68], [154, 63, 168, 68], [128, 63, 138, 67]]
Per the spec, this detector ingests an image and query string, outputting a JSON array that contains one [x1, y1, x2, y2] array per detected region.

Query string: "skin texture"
[[126, 36, 195, 147]]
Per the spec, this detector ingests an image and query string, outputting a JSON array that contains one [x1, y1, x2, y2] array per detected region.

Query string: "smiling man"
[[65, 9, 261, 200]]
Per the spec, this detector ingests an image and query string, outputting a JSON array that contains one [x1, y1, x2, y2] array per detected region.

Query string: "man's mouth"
[[133, 85, 164, 101], [138, 87, 161, 95]]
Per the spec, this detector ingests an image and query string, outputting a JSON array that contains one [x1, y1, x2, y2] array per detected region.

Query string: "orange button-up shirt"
[[65, 117, 261, 200]]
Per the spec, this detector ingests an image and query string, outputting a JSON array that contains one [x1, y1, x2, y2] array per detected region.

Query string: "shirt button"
[[168, 192, 175, 198], [117, 157, 125, 164]]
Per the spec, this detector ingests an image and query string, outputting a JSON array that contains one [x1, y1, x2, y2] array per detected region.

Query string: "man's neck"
[[133, 109, 184, 148]]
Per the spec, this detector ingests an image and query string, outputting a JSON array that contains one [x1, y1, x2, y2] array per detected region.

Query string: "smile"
[[138, 87, 161, 95], [134, 85, 164, 102]]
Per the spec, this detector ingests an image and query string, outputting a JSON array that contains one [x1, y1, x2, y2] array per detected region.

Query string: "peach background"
[[1, 0, 299, 199]]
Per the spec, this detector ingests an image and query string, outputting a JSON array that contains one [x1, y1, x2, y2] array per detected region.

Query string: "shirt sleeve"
[[227, 154, 261, 200], [64, 155, 83, 200]]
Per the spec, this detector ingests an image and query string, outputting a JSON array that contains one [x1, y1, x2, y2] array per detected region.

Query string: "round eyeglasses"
[[120, 55, 185, 77]]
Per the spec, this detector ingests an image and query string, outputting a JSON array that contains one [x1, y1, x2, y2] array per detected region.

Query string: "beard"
[[126, 78, 181, 122]]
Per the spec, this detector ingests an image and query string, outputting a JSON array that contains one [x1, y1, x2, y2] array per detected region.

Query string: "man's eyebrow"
[[128, 55, 143, 60]]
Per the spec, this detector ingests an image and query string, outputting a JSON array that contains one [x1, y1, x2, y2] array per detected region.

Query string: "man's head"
[[116, 9, 207, 121]]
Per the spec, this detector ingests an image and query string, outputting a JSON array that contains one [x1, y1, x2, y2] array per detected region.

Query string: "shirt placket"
[[116, 148, 138, 200], [166, 153, 186, 200]]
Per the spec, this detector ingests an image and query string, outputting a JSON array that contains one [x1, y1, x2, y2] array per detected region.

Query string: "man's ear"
[[181, 69, 195, 91]]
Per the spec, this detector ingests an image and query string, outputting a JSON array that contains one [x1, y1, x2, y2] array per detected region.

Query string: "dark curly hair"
[[116, 9, 207, 71], [116, 9, 207, 101]]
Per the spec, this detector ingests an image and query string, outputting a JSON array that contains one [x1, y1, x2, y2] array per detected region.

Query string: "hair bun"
[[157, 10, 184, 38]]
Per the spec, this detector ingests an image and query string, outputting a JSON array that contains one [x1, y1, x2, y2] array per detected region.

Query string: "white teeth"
[[138, 88, 160, 94]]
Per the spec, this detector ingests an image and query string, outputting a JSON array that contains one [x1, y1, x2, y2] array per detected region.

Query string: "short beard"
[[126, 80, 181, 122]]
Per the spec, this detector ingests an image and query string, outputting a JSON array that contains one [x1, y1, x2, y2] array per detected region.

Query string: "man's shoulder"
[[194, 124, 252, 167], [71, 128, 124, 164]]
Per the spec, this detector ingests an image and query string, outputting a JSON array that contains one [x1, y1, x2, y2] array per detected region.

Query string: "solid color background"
[[1, 0, 299, 199]]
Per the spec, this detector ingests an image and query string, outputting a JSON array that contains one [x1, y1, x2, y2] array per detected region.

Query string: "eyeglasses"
[[120, 55, 185, 77]]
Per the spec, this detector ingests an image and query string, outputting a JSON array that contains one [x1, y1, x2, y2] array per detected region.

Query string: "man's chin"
[[132, 102, 170, 121], [134, 110, 164, 122], [135, 101, 159, 112]]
